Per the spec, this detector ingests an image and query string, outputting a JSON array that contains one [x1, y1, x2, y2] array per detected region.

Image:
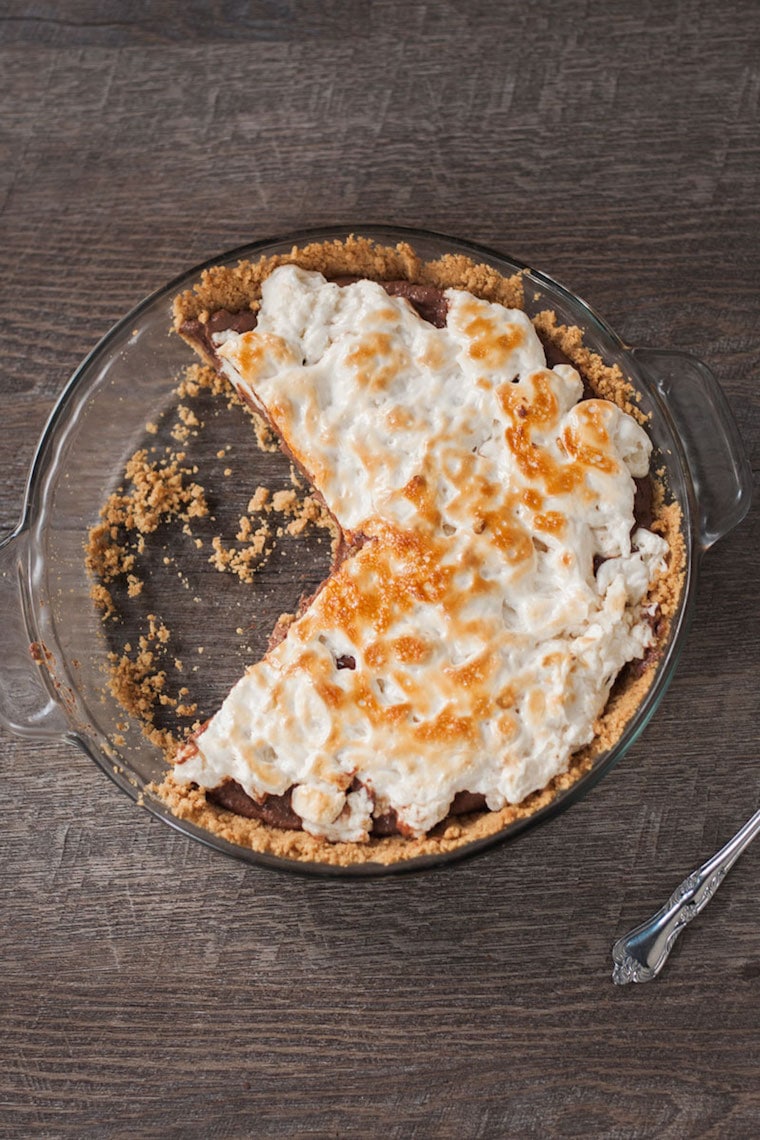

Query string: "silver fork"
[[612, 806, 760, 984]]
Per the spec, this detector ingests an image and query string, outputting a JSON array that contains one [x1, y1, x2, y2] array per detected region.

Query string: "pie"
[[157, 236, 682, 865]]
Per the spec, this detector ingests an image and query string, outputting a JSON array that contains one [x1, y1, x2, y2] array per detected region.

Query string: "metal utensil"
[[612, 806, 760, 984]]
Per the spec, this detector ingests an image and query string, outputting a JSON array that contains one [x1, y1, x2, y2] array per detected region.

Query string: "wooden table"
[[1, 3, 759, 1136]]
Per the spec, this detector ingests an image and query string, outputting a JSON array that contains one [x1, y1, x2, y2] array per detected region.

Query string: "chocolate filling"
[[331, 276, 450, 327], [633, 475, 654, 531], [208, 779, 488, 837], [179, 278, 657, 838], [208, 781, 302, 830]]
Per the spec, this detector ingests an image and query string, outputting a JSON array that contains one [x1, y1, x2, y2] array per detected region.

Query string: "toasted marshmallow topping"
[[175, 266, 668, 841]]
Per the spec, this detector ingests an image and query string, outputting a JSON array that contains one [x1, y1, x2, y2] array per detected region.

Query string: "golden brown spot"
[[499, 372, 558, 432], [498, 381, 622, 501], [403, 474, 428, 507], [386, 406, 415, 431], [230, 332, 295, 379], [413, 706, 478, 745], [479, 508, 533, 564], [496, 713, 517, 739], [400, 474, 442, 531], [506, 424, 585, 496], [527, 690, 546, 719], [495, 685, 516, 709], [344, 332, 407, 391], [314, 523, 456, 642], [364, 641, 387, 670], [470, 693, 492, 721], [373, 307, 398, 323], [381, 702, 415, 726], [561, 405, 618, 475], [521, 487, 543, 511], [446, 650, 495, 689], [534, 511, 566, 536], [315, 679, 348, 710], [466, 314, 524, 367], [393, 636, 431, 665], [418, 339, 447, 370]]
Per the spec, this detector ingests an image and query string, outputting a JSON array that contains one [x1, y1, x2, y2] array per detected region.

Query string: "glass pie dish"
[[0, 225, 752, 877]]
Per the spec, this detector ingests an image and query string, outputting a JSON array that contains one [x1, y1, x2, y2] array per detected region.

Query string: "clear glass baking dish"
[[0, 225, 752, 877]]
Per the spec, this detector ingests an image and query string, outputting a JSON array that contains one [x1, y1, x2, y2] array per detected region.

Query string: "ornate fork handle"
[[612, 806, 760, 984]]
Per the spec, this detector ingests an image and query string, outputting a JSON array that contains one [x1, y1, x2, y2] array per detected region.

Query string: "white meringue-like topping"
[[174, 266, 668, 841]]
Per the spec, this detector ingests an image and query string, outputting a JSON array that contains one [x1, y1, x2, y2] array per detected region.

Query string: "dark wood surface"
[[1, 2, 759, 1136]]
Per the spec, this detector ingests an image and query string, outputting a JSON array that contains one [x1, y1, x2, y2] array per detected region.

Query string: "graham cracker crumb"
[[247, 487, 270, 513], [178, 405, 200, 428], [254, 417, 279, 452], [176, 362, 232, 400], [126, 574, 143, 598], [104, 609, 181, 759], [86, 522, 136, 584], [209, 526, 271, 583], [285, 494, 331, 537], [85, 447, 209, 621], [272, 489, 297, 513], [85, 449, 208, 577], [90, 582, 116, 620]]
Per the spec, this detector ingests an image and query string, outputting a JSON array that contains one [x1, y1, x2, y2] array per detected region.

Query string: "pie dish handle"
[[0, 526, 69, 739], [630, 348, 753, 550]]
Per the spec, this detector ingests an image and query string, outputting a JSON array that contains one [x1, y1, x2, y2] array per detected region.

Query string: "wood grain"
[[1, 1, 759, 1136]]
